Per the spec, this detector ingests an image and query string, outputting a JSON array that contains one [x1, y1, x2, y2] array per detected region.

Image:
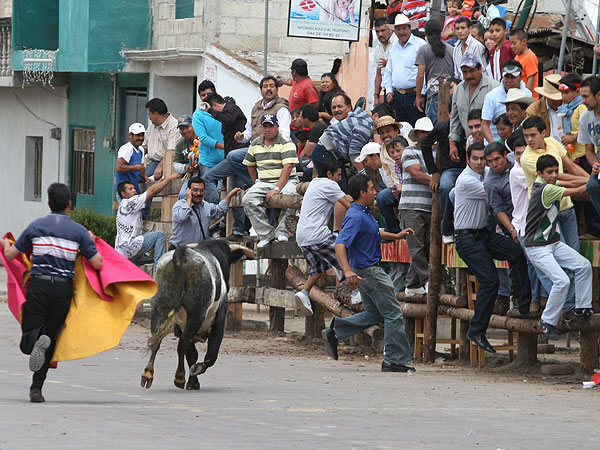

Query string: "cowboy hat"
[[534, 74, 562, 101], [372, 115, 402, 133], [500, 88, 535, 106], [408, 117, 434, 142], [393, 14, 418, 30]]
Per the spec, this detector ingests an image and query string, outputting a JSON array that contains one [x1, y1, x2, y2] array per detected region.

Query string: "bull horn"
[[229, 243, 257, 260]]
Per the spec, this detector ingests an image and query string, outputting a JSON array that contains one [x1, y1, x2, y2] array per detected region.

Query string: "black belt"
[[32, 274, 73, 283], [455, 228, 487, 236]]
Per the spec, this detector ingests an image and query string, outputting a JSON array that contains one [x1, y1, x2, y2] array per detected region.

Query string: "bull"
[[141, 240, 255, 390]]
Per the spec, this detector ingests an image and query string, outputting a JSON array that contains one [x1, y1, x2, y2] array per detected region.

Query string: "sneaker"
[[442, 235, 454, 244], [276, 234, 289, 242], [351, 289, 362, 304], [381, 361, 416, 373], [249, 226, 258, 237], [424, 281, 429, 293], [405, 286, 426, 296], [538, 319, 560, 341], [507, 307, 529, 319], [29, 389, 45, 403], [574, 306, 600, 323], [322, 322, 338, 360], [257, 238, 274, 248], [493, 295, 510, 315], [295, 291, 313, 316], [29, 335, 51, 372]]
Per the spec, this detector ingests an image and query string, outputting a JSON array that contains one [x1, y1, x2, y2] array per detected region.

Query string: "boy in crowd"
[[523, 155, 595, 339], [294, 161, 352, 316], [489, 18, 516, 82], [558, 73, 586, 161], [509, 28, 539, 98], [322, 174, 415, 372], [116, 172, 182, 268], [400, 117, 434, 296]]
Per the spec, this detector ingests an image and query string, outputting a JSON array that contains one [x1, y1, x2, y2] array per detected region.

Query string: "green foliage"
[[70, 207, 116, 246]]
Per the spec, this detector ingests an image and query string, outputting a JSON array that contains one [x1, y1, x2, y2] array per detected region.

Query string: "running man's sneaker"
[[351, 289, 362, 304], [29, 335, 51, 372]]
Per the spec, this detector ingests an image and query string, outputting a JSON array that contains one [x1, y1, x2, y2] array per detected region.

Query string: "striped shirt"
[[143, 113, 181, 162], [399, 146, 432, 212], [323, 109, 374, 161], [13, 213, 99, 278], [243, 133, 298, 183]]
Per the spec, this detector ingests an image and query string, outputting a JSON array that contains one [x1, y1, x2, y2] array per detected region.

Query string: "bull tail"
[[146, 247, 188, 352], [146, 309, 177, 352]]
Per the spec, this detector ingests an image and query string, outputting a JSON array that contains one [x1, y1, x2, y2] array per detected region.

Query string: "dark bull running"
[[141, 240, 255, 390]]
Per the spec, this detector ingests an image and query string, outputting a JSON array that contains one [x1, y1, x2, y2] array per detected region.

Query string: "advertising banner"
[[287, 0, 362, 42]]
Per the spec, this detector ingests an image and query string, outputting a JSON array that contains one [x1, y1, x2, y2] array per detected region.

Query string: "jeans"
[[20, 277, 73, 391], [425, 93, 439, 127], [145, 160, 160, 178], [376, 188, 400, 233], [586, 173, 600, 236], [203, 149, 251, 236], [497, 268, 510, 297], [517, 234, 551, 303], [455, 229, 531, 336], [439, 168, 462, 237], [130, 231, 167, 268], [392, 91, 424, 127], [558, 207, 579, 312], [401, 209, 430, 289], [525, 242, 592, 325], [242, 179, 298, 241], [311, 144, 349, 193], [334, 265, 412, 366]]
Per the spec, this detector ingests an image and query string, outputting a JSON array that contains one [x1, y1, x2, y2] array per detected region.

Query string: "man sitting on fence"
[[322, 174, 416, 373], [294, 160, 352, 316], [170, 176, 240, 248], [242, 114, 299, 248], [523, 155, 595, 340], [453, 142, 531, 353], [115, 172, 181, 268]]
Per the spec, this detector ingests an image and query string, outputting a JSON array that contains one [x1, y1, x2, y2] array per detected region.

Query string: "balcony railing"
[[0, 18, 11, 76]]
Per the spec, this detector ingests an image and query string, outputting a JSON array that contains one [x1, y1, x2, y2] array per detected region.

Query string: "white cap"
[[355, 142, 381, 163], [128, 122, 146, 134]]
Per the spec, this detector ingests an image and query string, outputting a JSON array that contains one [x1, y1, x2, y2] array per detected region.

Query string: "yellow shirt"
[[521, 137, 573, 212], [568, 104, 587, 160]]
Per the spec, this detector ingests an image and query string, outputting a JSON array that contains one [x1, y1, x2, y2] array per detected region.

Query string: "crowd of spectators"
[[111, 2, 600, 362]]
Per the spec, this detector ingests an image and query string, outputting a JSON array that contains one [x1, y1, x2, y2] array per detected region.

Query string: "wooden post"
[[516, 333, 538, 367], [305, 274, 326, 338], [580, 331, 600, 373], [270, 259, 287, 332], [423, 80, 451, 363], [226, 260, 243, 332]]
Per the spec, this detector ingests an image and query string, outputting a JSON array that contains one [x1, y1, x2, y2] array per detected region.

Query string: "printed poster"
[[287, 0, 362, 42]]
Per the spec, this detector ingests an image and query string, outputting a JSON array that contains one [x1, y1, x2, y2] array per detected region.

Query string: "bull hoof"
[[174, 374, 186, 389], [189, 363, 207, 377], [141, 374, 154, 389], [186, 376, 200, 390]]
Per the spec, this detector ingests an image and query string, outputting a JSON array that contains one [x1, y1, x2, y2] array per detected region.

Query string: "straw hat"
[[393, 14, 418, 30], [500, 88, 535, 106], [534, 74, 562, 101], [373, 115, 402, 133]]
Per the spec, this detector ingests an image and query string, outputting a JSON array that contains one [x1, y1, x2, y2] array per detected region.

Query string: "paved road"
[[0, 305, 599, 449]]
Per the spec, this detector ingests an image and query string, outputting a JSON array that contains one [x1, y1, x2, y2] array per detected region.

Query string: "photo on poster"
[[287, 0, 362, 42]]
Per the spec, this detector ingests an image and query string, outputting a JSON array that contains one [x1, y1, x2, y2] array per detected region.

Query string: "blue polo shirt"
[[335, 203, 381, 269], [14, 213, 99, 278]]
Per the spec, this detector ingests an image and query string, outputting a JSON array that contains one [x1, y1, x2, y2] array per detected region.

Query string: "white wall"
[[150, 74, 196, 119], [0, 85, 68, 236]]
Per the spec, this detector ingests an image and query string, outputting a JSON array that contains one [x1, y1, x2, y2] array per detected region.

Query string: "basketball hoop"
[[22, 49, 58, 88]]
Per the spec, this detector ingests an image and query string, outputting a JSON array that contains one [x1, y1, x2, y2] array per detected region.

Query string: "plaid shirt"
[[143, 113, 181, 162], [394, 162, 403, 184], [323, 109, 374, 160]]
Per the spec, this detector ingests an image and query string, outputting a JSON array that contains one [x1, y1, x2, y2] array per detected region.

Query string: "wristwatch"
[[273, 186, 280, 192]]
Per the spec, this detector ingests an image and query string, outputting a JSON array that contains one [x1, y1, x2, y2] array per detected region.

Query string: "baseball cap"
[[502, 63, 523, 77], [290, 58, 308, 71], [128, 122, 145, 134], [261, 113, 278, 125], [460, 52, 482, 69], [355, 142, 381, 163], [177, 114, 193, 127]]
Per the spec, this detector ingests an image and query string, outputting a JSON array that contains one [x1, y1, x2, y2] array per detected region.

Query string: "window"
[[175, 0, 194, 19], [24, 136, 43, 201], [72, 128, 95, 195]]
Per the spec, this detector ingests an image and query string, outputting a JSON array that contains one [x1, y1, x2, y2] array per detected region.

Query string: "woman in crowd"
[[318, 72, 342, 123]]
